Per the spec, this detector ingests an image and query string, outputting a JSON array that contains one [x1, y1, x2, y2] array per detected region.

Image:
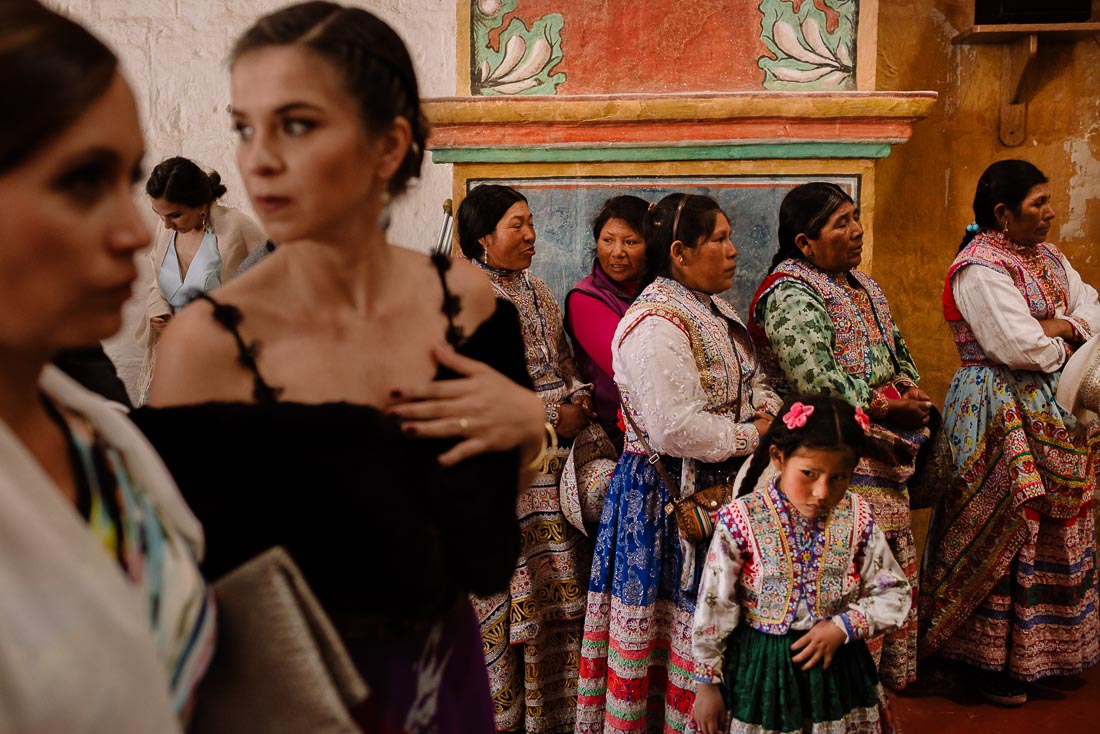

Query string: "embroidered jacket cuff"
[[569, 386, 593, 400], [693, 661, 723, 685], [1063, 315, 1093, 342], [834, 610, 869, 641], [893, 375, 918, 392], [733, 422, 761, 456]]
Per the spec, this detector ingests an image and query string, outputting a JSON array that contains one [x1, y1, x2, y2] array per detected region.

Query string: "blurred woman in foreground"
[[0, 2, 213, 730]]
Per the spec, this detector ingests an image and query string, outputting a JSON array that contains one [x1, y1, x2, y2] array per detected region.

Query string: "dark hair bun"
[[145, 156, 225, 207], [455, 184, 528, 261], [208, 171, 228, 200]]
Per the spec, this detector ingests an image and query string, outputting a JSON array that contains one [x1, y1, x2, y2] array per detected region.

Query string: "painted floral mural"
[[464, 1, 861, 95], [471, 0, 565, 95], [758, 0, 858, 90]]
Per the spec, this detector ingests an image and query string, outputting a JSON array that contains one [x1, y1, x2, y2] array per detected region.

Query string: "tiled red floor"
[[890, 662, 1100, 733]]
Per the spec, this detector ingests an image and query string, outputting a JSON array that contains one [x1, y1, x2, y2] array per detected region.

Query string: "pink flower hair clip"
[[854, 406, 871, 433], [782, 402, 814, 429]]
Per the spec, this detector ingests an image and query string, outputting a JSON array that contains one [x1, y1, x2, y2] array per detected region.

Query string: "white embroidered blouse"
[[953, 253, 1100, 373], [612, 277, 780, 464]]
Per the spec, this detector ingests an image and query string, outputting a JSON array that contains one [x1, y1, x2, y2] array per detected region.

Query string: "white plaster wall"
[[45, 0, 456, 400]]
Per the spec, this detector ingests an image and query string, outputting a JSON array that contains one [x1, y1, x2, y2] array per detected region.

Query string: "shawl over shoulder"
[[0, 366, 203, 733]]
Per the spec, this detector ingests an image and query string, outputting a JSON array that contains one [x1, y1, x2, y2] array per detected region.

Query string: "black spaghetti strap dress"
[[132, 254, 528, 733]]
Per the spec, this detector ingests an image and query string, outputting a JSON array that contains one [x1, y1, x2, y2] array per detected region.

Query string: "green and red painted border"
[[424, 92, 937, 163]]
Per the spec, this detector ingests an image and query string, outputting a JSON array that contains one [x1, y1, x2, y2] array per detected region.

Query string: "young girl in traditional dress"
[[692, 395, 911, 734]]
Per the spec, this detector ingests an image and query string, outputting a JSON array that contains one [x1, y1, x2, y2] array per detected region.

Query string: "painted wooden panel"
[[465, 173, 860, 316], [465, 0, 864, 96]]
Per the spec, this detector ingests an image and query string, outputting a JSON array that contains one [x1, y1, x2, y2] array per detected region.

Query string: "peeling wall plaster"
[[1064, 130, 1100, 242]]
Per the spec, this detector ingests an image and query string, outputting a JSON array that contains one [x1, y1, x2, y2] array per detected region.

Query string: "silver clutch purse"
[[188, 547, 370, 733]]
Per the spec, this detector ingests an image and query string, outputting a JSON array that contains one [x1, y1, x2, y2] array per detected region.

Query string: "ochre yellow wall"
[[874, 0, 1100, 406]]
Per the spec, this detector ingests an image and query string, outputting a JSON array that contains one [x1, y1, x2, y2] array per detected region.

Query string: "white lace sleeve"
[[751, 369, 782, 415], [613, 316, 759, 462]]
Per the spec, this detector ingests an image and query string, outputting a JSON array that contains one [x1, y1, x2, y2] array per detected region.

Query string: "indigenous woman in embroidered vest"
[[565, 195, 649, 452], [0, 3, 213, 730], [693, 396, 910, 734], [576, 193, 780, 734], [748, 182, 929, 690], [920, 160, 1100, 706], [137, 156, 265, 399], [457, 183, 595, 733], [136, 5, 546, 732]]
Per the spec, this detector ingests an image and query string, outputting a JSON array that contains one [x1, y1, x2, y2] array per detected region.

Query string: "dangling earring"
[[1002, 220, 1008, 233], [378, 190, 392, 231]]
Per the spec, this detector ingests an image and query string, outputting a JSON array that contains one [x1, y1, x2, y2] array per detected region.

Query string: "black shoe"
[[978, 671, 1027, 706]]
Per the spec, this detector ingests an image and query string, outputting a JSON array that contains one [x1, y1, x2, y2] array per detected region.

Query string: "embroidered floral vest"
[[616, 277, 757, 454], [943, 231, 1070, 366], [750, 259, 898, 384], [475, 262, 573, 401], [725, 483, 871, 634]]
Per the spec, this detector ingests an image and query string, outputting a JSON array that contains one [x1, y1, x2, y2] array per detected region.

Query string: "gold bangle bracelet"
[[525, 422, 558, 472]]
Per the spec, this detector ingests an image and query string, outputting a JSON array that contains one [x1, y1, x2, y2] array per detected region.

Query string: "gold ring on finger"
[[458, 417, 470, 435]]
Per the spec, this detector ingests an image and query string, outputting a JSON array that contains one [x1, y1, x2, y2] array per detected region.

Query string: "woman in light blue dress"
[[137, 157, 265, 397]]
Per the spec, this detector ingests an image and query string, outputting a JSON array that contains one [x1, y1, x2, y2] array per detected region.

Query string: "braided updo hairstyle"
[[232, 1, 429, 196]]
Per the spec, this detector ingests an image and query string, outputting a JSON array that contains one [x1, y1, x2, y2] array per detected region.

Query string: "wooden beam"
[[999, 34, 1038, 147], [953, 22, 1100, 44]]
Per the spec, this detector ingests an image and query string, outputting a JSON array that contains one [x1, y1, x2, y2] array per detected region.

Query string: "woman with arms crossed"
[[577, 194, 778, 733], [750, 182, 930, 689], [921, 160, 1100, 705], [458, 183, 595, 733]]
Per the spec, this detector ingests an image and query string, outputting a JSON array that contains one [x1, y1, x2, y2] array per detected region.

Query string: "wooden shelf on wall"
[[952, 22, 1100, 146], [952, 21, 1100, 44]]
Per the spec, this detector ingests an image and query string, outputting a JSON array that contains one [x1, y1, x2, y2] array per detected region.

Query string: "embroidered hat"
[[1056, 335, 1100, 423]]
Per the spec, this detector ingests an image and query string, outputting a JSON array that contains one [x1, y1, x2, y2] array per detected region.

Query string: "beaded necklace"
[[779, 483, 827, 617]]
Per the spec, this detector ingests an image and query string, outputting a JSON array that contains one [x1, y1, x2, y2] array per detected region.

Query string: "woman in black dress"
[[133, 3, 546, 731]]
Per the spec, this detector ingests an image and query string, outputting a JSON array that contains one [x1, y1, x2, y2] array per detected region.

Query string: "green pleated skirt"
[[720, 626, 895, 734]]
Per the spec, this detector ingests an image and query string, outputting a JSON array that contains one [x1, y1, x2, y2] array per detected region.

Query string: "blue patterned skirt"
[[577, 452, 738, 733]]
